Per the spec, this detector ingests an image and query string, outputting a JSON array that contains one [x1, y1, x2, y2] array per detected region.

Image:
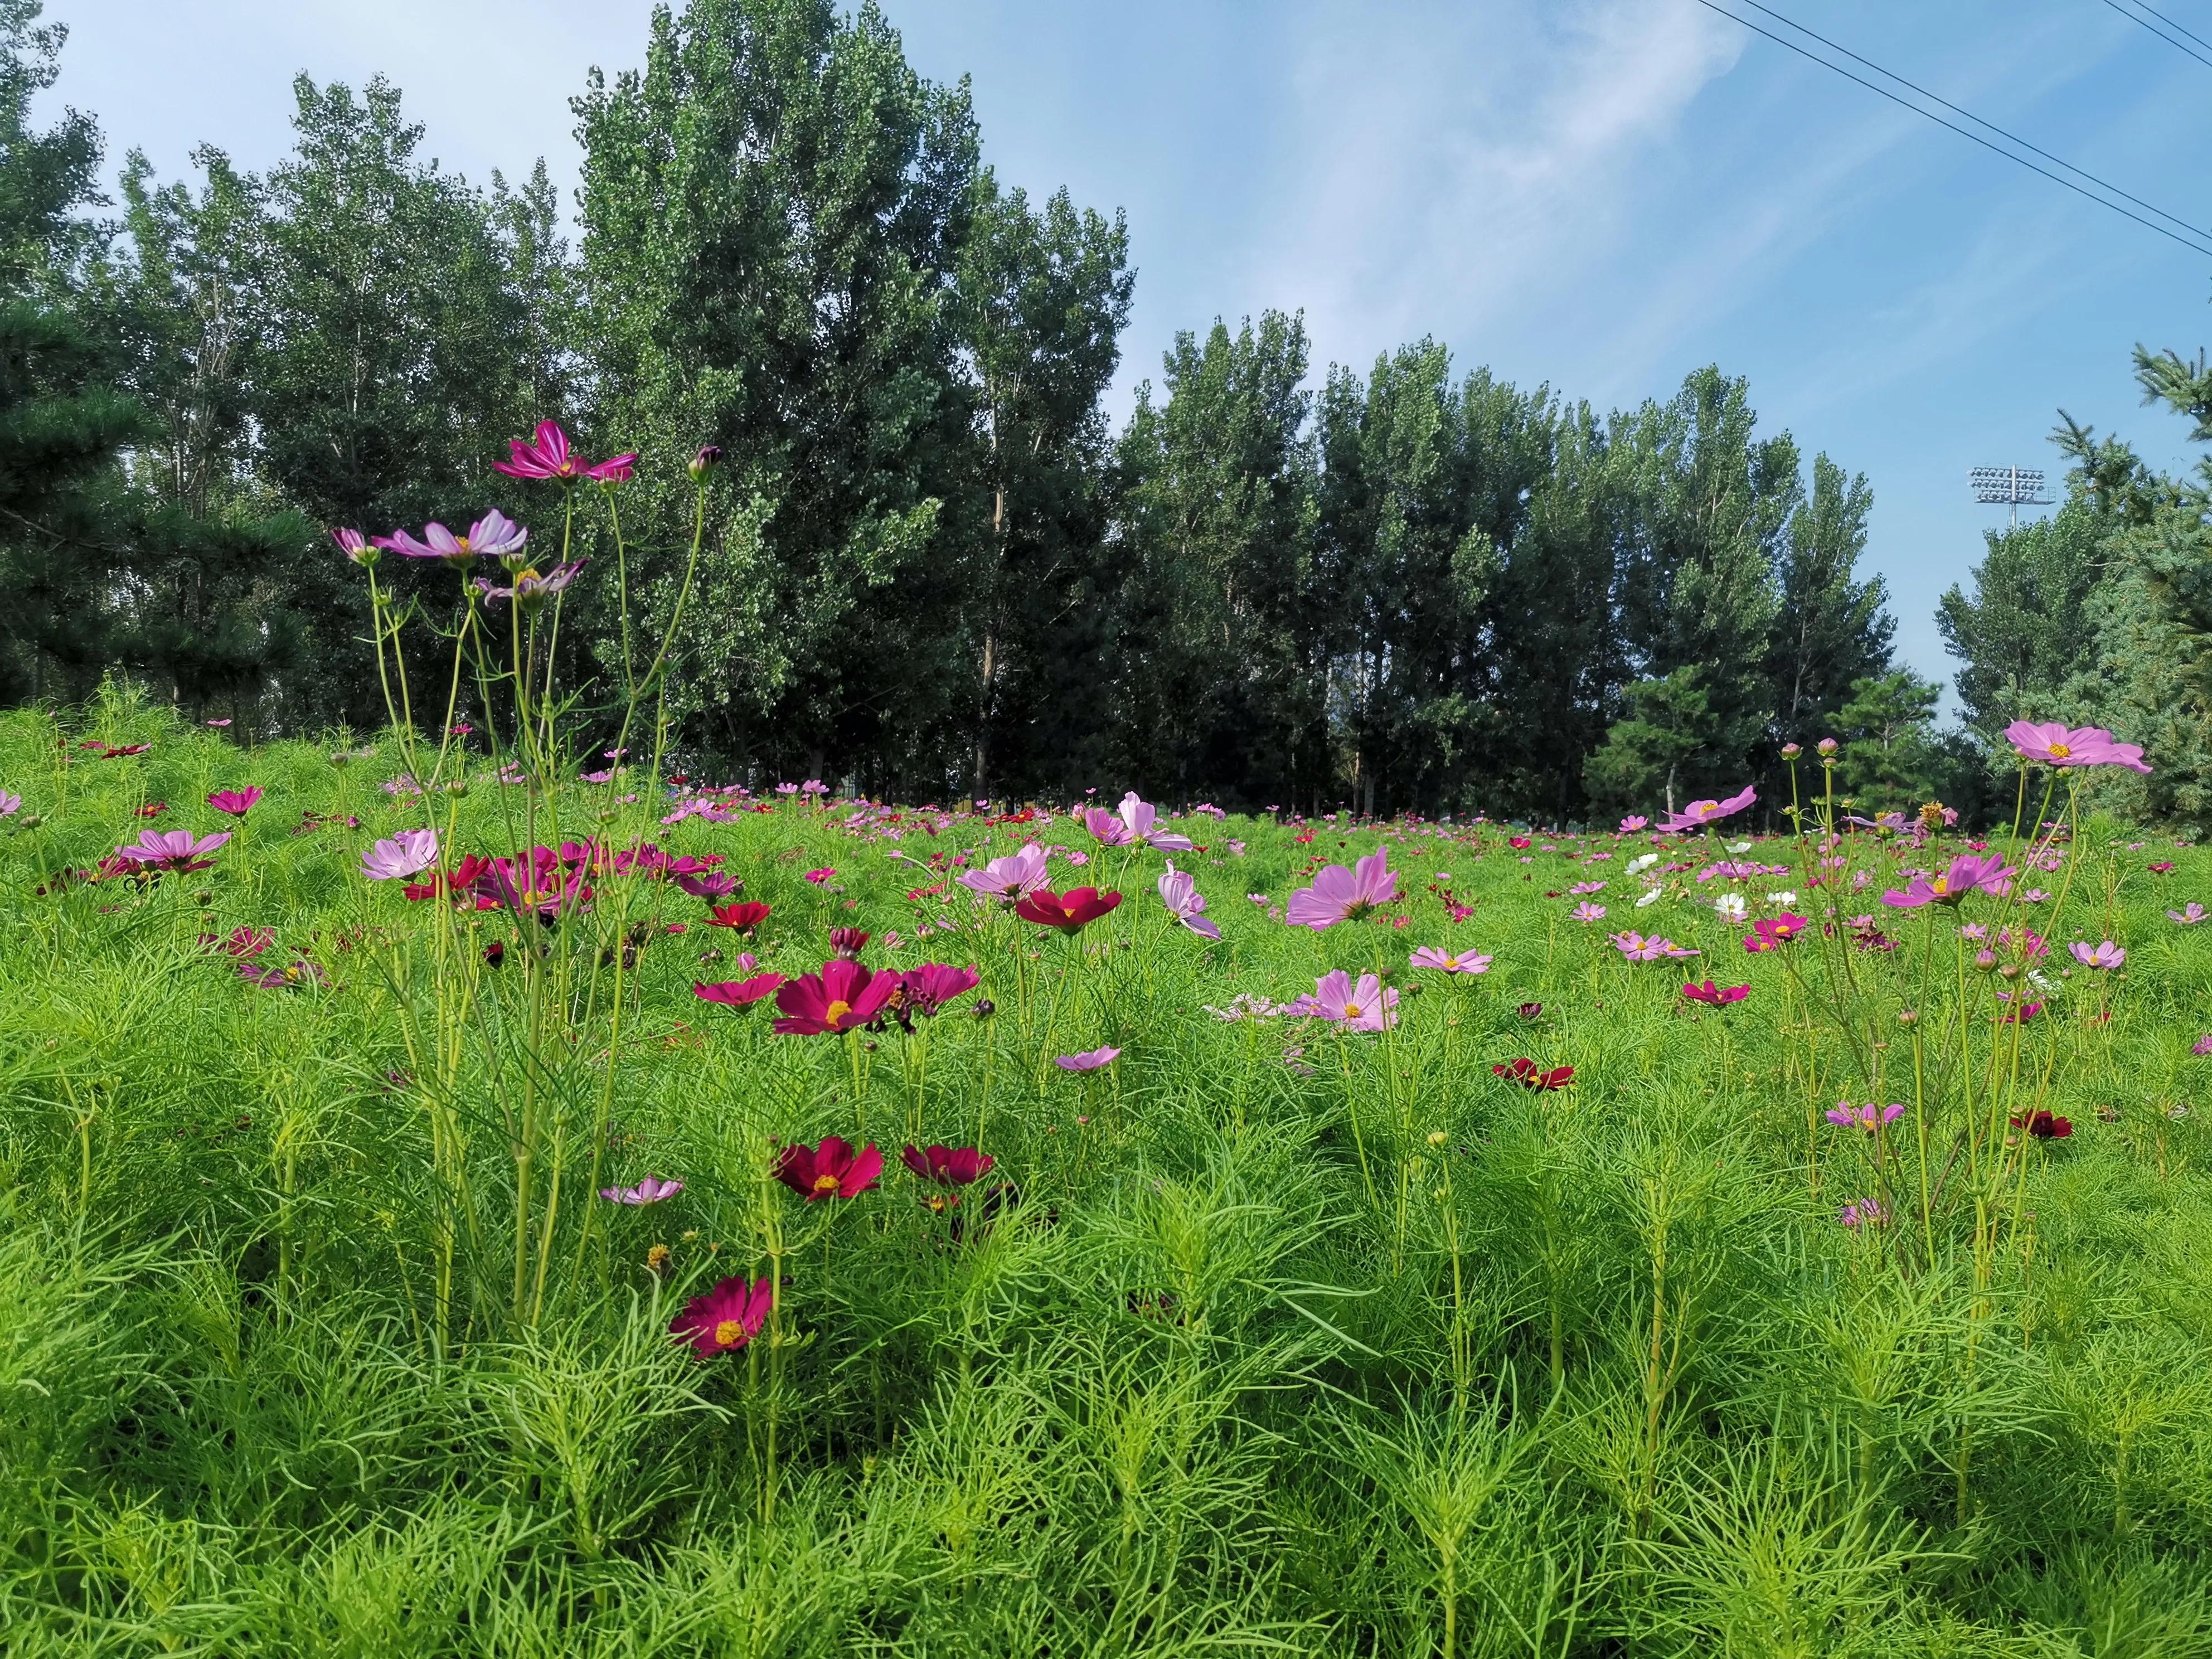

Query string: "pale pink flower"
[[1409, 945, 1490, 974], [1286, 848, 1398, 929], [1309, 969, 1397, 1031], [362, 829, 438, 881], [1156, 861, 1221, 940], [957, 843, 1049, 901]]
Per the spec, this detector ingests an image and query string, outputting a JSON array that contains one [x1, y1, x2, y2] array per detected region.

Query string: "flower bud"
[[689, 444, 723, 479], [1781, 743, 1802, 760], [1896, 1009, 1917, 1026], [1998, 962, 2021, 980], [1816, 738, 1839, 758], [1973, 949, 1997, 972]]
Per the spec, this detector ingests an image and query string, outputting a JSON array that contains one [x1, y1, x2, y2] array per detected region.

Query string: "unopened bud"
[[1896, 1009, 1918, 1026], [1998, 962, 2021, 980], [1781, 743, 1802, 760], [1973, 949, 1997, 972], [1426, 1129, 1448, 1147], [1816, 738, 1839, 758], [689, 444, 723, 479]]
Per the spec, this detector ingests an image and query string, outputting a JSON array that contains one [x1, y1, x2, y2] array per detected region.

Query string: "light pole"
[[1969, 465, 2054, 529]]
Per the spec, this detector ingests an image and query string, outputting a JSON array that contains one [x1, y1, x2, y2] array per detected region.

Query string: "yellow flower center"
[[515, 567, 542, 586], [1343, 1001, 1364, 1018], [713, 1318, 745, 1347], [812, 1172, 842, 1195], [1930, 877, 1947, 895], [823, 998, 853, 1029]]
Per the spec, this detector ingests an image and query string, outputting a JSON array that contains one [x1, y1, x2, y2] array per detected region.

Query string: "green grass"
[[4, 693, 2211, 1657]]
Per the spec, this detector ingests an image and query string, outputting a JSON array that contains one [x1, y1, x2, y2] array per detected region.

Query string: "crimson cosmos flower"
[[1493, 1058, 1573, 1090], [705, 901, 772, 934], [773, 959, 898, 1034], [493, 420, 638, 485], [901, 1144, 995, 1187], [694, 972, 785, 1007], [670, 1275, 773, 1357], [2012, 1109, 2073, 1140], [1681, 980, 1749, 1005], [828, 926, 870, 959], [1015, 887, 1123, 933], [676, 870, 740, 899], [206, 787, 263, 817], [899, 963, 979, 1014], [774, 1136, 884, 1200]]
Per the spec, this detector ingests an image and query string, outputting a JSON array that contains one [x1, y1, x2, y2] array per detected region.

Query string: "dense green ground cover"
[[3, 696, 2211, 1657]]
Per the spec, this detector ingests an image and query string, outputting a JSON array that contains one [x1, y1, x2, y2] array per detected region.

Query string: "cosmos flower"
[[957, 843, 1049, 901], [1157, 861, 1221, 940], [772, 961, 898, 1034], [492, 420, 638, 484], [1571, 903, 1607, 923], [2068, 940, 2124, 969], [2170, 903, 2206, 925], [1611, 931, 1697, 961], [901, 1144, 995, 1187], [1743, 913, 1808, 953], [375, 510, 527, 564], [361, 829, 438, 882], [774, 1136, 884, 1200], [670, 1275, 773, 1357], [1309, 969, 1398, 1032], [1825, 1102, 1904, 1132], [2011, 1109, 2073, 1140], [804, 867, 836, 884], [1286, 848, 1399, 929], [1493, 1058, 1573, 1090], [473, 560, 587, 608], [206, 787, 263, 817], [899, 963, 979, 1015], [1880, 852, 2011, 909], [1619, 816, 1648, 833], [115, 828, 231, 874], [1114, 791, 1194, 851], [704, 901, 772, 934], [693, 973, 785, 1008], [1839, 1197, 1887, 1229], [1014, 887, 1123, 933], [1681, 980, 1749, 1006], [600, 1175, 683, 1205], [1055, 1046, 1122, 1070], [2003, 721, 2151, 774], [675, 870, 741, 899], [1656, 784, 1755, 834], [827, 927, 870, 959], [1409, 945, 1491, 974]]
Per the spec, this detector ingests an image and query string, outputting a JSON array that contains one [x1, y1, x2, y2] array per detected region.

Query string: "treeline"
[[0, 0, 2063, 822]]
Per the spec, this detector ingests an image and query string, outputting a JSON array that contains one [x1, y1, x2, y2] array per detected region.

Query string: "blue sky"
[[41, 0, 2212, 693]]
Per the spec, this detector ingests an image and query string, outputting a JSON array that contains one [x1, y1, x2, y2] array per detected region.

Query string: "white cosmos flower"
[[1637, 886, 1665, 909], [1714, 892, 1748, 923], [1766, 890, 1797, 906], [1627, 853, 1660, 875]]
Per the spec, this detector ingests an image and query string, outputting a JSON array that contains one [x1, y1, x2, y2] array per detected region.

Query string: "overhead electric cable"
[[2096, 0, 2212, 68], [1691, 0, 2212, 258]]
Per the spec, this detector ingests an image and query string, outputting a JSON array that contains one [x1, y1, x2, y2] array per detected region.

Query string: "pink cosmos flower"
[[1681, 980, 1749, 1006], [115, 827, 231, 874], [1571, 902, 1607, 923], [1743, 913, 1808, 953], [676, 870, 740, 899], [1078, 804, 1136, 846], [2004, 720, 2151, 774], [694, 973, 785, 1007], [0, 789, 19, 816], [671, 1275, 773, 1357], [362, 829, 438, 882], [1825, 1102, 1904, 1132], [332, 526, 375, 565], [1310, 969, 1398, 1031], [1286, 848, 1398, 929], [601, 1175, 683, 1205], [1619, 816, 1648, 833], [1409, 946, 1491, 974], [804, 867, 835, 885], [1656, 784, 1755, 834], [957, 843, 1049, 901], [375, 510, 527, 564], [207, 787, 262, 817], [899, 963, 979, 1014], [1055, 1046, 1121, 1071], [238, 955, 327, 990], [2194, 1034, 2212, 1056], [1611, 931, 1697, 961], [2169, 903, 2206, 925], [474, 560, 586, 607], [1568, 880, 1605, 895], [1839, 1198, 1888, 1229], [773, 959, 896, 1034], [2069, 940, 2124, 969], [1114, 791, 1194, 851], [492, 419, 639, 484], [1879, 852, 2011, 910], [1157, 861, 1221, 940]]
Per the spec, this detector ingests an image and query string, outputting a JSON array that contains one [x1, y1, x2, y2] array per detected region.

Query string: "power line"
[[2098, 0, 2212, 67], [1690, 0, 2212, 259]]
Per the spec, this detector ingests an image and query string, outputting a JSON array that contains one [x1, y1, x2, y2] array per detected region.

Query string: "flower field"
[[4, 444, 2211, 1655]]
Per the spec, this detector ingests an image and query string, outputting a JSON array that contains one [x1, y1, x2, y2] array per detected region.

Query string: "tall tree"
[[573, 0, 978, 785], [1936, 501, 2106, 749], [1765, 453, 1889, 745]]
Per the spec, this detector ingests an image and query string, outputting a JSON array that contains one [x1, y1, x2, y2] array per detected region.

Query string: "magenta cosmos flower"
[[375, 510, 527, 565], [1656, 784, 1755, 834], [207, 787, 263, 817], [1286, 847, 1398, 929], [773, 959, 897, 1035], [1157, 861, 1221, 940], [474, 560, 587, 608], [1681, 980, 1749, 1005], [1055, 1046, 1121, 1071], [2004, 721, 2151, 774], [1311, 969, 1398, 1031], [1826, 1102, 1904, 1132], [957, 843, 1049, 901], [1409, 945, 1491, 974], [492, 419, 638, 485], [774, 1136, 883, 1200], [362, 829, 438, 882], [115, 828, 231, 874], [899, 963, 979, 1015], [1880, 852, 2010, 910], [2069, 940, 2124, 969], [332, 526, 376, 566], [670, 1275, 773, 1357], [601, 1175, 683, 1205], [1743, 913, 1808, 953], [694, 972, 785, 1007], [901, 1144, 994, 1187]]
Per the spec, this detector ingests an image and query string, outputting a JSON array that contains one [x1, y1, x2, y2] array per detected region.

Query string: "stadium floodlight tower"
[[1969, 465, 2054, 529]]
